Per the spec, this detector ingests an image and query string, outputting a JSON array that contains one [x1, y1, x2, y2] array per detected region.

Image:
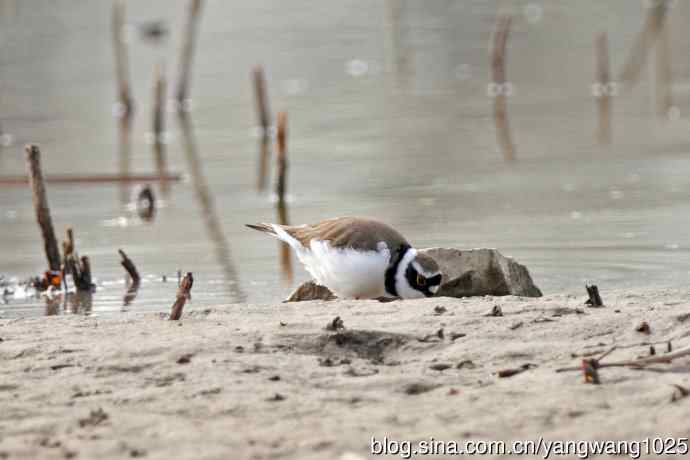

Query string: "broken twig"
[[170, 272, 193, 320]]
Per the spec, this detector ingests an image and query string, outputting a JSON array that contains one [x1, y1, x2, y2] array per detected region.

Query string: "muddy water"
[[2, 1, 690, 317]]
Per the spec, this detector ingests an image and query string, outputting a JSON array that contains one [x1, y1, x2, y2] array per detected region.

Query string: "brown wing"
[[284, 217, 409, 251]]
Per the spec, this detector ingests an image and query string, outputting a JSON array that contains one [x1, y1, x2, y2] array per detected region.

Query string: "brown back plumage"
[[249, 217, 410, 251]]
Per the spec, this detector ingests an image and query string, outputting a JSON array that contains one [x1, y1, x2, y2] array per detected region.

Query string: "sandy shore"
[[1, 289, 690, 459]]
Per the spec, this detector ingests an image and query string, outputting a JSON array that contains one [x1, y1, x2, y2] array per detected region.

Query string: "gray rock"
[[285, 248, 542, 301], [419, 248, 542, 298]]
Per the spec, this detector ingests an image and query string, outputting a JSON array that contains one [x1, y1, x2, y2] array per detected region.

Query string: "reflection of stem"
[[152, 63, 169, 194], [275, 112, 293, 283], [117, 115, 132, 205], [177, 112, 246, 302], [176, 0, 203, 106], [491, 14, 515, 161], [112, 0, 133, 118], [618, 1, 667, 86], [655, 20, 672, 117]]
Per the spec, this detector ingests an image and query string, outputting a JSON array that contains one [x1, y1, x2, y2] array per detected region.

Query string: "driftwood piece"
[[25, 145, 61, 272], [170, 272, 193, 320], [253, 66, 271, 191], [595, 32, 611, 144], [585, 284, 603, 307], [112, 0, 134, 118], [175, 0, 203, 107], [275, 111, 293, 282], [491, 14, 515, 161], [152, 63, 169, 193]]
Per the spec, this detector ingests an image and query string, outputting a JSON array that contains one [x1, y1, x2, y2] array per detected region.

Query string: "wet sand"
[[1, 288, 689, 459]]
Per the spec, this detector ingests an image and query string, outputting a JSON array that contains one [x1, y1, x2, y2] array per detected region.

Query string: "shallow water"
[[2, 1, 690, 317]]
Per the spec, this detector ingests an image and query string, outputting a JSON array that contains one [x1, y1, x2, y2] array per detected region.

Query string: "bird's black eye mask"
[[405, 264, 442, 297]]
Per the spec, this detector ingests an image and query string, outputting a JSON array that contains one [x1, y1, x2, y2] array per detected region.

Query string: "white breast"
[[297, 240, 391, 299]]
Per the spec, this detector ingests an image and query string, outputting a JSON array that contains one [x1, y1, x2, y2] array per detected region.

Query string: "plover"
[[246, 216, 442, 299]]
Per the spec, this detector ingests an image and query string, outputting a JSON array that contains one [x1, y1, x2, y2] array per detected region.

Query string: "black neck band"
[[385, 244, 411, 298]]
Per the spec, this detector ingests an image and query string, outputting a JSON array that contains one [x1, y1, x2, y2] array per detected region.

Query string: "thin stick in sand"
[[25, 144, 61, 273], [275, 111, 293, 282], [490, 14, 515, 161], [152, 63, 169, 194], [253, 65, 271, 191], [170, 272, 193, 320], [112, 0, 134, 119], [176, 0, 203, 109], [595, 32, 611, 144]]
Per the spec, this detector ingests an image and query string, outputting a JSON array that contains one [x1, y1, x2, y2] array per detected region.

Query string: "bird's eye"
[[416, 274, 426, 286]]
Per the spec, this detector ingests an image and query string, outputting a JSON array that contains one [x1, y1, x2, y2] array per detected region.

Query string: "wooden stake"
[[618, 1, 668, 86], [112, 0, 134, 118], [152, 63, 169, 193], [595, 33, 611, 144], [176, 0, 203, 108], [25, 145, 61, 272], [170, 272, 193, 320], [275, 111, 293, 282], [253, 66, 271, 191], [491, 14, 515, 161]]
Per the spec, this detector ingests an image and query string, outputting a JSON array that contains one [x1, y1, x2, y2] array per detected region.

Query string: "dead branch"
[[556, 344, 690, 373]]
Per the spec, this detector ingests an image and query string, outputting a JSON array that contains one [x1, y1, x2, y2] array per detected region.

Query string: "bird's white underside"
[[271, 224, 394, 299]]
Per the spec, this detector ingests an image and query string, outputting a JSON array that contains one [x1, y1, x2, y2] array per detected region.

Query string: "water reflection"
[[177, 112, 246, 303]]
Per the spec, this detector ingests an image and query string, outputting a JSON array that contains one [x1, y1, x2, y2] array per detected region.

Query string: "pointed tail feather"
[[245, 223, 277, 236]]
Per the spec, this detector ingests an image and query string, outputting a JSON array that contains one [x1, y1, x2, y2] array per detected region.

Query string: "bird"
[[246, 216, 442, 299]]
